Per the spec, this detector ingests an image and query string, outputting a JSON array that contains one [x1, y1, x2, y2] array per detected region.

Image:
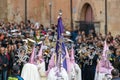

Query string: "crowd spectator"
[[111, 69, 120, 80], [8, 65, 23, 80]]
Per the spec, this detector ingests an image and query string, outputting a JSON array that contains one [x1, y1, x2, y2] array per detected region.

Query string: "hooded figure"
[[21, 45, 41, 80], [37, 44, 46, 80], [47, 51, 68, 80], [71, 46, 82, 80], [67, 46, 82, 80], [94, 41, 114, 80], [46, 52, 56, 75]]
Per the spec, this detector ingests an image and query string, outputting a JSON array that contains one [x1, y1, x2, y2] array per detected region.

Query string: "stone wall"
[[0, 0, 7, 21], [7, 0, 24, 23], [74, 0, 120, 36], [3, 0, 71, 28], [107, 0, 120, 35]]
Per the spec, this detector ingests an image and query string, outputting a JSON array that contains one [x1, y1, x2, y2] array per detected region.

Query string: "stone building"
[[0, 0, 120, 36]]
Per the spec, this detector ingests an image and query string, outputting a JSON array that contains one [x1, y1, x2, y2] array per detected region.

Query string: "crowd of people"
[[0, 20, 55, 80], [0, 19, 120, 80], [73, 29, 120, 80]]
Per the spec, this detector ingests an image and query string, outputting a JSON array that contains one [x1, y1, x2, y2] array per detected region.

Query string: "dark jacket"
[[0, 54, 4, 72], [0, 53, 9, 71], [113, 56, 120, 73]]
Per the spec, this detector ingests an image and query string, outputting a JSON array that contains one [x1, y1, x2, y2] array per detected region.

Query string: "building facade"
[[0, 0, 120, 36]]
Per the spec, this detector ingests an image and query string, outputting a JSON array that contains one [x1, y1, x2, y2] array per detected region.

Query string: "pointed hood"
[[65, 47, 70, 59], [102, 41, 109, 59], [65, 47, 70, 73], [70, 45, 75, 64], [49, 53, 55, 67], [37, 43, 44, 62], [38, 44, 43, 57], [29, 46, 35, 64], [97, 40, 114, 74], [46, 53, 56, 75]]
